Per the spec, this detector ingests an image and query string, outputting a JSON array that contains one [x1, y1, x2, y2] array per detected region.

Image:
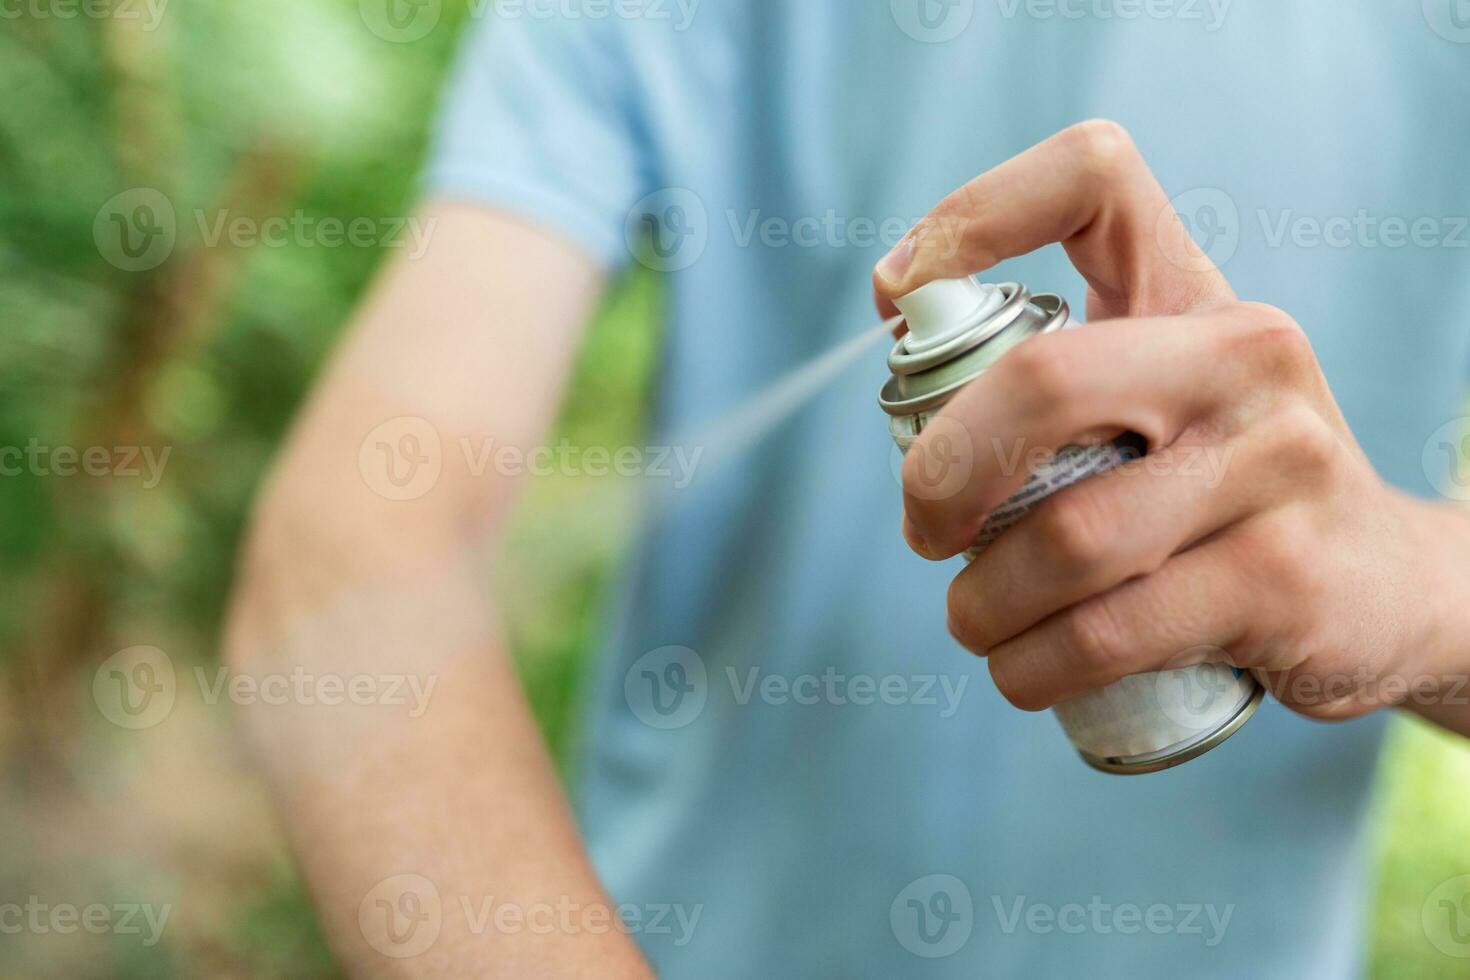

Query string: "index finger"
[[901, 305, 1264, 559], [872, 120, 1234, 319]]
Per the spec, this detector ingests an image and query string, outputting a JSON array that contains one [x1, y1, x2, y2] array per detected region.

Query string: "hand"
[[873, 120, 1470, 726]]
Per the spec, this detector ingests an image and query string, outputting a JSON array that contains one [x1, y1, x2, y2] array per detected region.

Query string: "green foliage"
[[3, 3, 1470, 976], [1370, 721, 1470, 979]]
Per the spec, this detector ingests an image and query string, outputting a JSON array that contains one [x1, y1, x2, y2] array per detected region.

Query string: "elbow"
[[221, 454, 501, 675]]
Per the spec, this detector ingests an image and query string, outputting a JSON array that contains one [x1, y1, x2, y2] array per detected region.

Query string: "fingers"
[[901, 305, 1266, 559], [872, 120, 1234, 318], [946, 437, 1255, 655], [983, 540, 1258, 711]]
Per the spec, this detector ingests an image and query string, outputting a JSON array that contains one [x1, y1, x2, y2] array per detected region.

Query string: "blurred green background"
[[3, 2, 1470, 976]]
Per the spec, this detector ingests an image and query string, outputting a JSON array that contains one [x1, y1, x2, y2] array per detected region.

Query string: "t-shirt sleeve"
[[423, 17, 653, 270]]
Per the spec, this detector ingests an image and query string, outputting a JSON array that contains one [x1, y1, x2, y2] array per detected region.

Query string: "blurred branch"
[[15, 9, 307, 775], [99, 0, 179, 191]]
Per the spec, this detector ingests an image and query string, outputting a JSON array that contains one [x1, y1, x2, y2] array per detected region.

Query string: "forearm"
[[225, 509, 652, 979], [219, 200, 647, 977]]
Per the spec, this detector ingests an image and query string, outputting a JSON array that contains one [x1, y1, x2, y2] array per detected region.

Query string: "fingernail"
[[902, 515, 936, 560], [876, 236, 915, 285]]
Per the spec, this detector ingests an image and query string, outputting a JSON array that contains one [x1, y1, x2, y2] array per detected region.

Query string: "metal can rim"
[[877, 291, 1069, 417], [886, 282, 1032, 376], [1076, 683, 1266, 776]]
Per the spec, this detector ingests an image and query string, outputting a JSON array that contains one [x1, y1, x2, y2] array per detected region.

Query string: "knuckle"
[[1271, 404, 1343, 486], [1232, 303, 1318, 382], [1065, 599, 1129, 679], [1000, 336, 1076, 409], [1064, 119, 1138, 179], [1035, 489, 1112, 573], [1237, 516, 1323, 601], [1237, 301, 1299, 333]]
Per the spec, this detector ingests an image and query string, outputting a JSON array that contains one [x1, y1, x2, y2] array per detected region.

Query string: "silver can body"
[[880, 282, 1262, 775]]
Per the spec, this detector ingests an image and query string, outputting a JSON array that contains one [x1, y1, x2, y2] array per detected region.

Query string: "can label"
[[966, 441, 1135, 557], [893, 421, 1259, 769], [883, 286, 1260, 771]]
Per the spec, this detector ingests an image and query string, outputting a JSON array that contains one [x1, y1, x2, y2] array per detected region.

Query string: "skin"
[[225, 120, 1469, 976], [223, 200, 654, 978], [873, 119, 1470, 734]]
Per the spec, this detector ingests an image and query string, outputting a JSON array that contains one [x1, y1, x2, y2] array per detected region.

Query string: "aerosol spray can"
[[878, 277, 1264, 774]]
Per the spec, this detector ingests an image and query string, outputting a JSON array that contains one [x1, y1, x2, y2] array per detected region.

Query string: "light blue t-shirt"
[[428, 4, 1470, 976]]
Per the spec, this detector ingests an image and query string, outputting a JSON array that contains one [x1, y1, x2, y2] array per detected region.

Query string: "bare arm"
[[223, 199, 654, 978]]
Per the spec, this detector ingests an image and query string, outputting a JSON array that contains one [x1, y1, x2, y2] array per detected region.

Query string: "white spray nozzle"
[[894, 276, 1007, 354]]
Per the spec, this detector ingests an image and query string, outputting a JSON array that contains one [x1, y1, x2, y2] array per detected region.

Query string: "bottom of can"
[[1077, 684, 1266, 776]]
